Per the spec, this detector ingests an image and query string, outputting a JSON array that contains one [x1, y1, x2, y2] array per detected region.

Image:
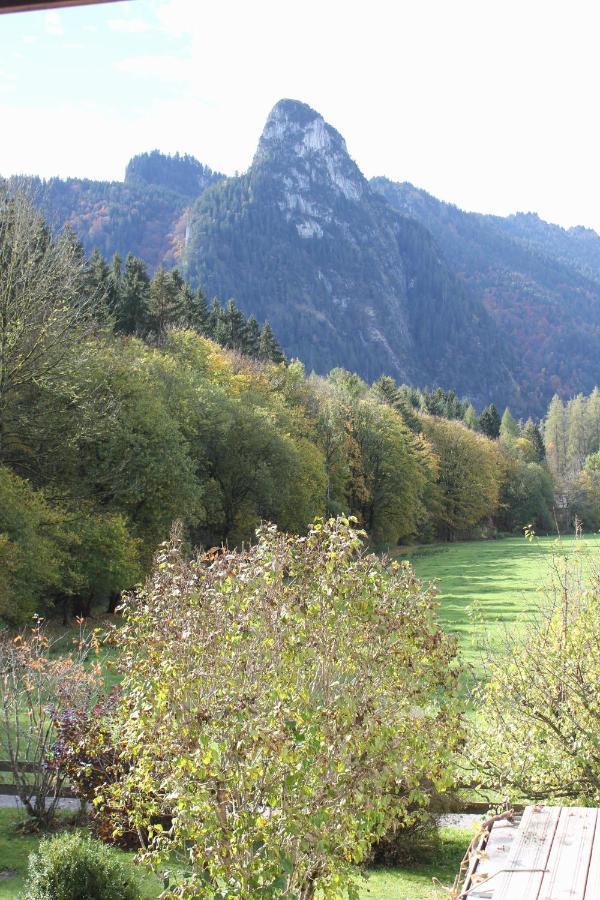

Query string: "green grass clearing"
[[401, 533, 600, 674]]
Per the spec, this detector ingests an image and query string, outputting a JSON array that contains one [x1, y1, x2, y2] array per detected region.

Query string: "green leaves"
[[98, 517, 463, 898], [469, 556, 600, 804]]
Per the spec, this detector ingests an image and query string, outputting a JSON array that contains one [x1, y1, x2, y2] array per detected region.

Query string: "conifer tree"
[[566, 394, 589, 472], [186, 288, 210, 335], [218, 299, 246, 350], [207, 298, 223, 340], [258, 321, 285, 363], [107, 253, 123, 316], [523, 419, 546, 462], [463, 403, 479, 431], [544, 394, 567, 476], [585, 387, 600, 454], [479, 404, 501, 439], [86, 247, 110, 297], [500, 407, 519, 442], [243, 314, 261, 357], [147, 267, 186, 338], [372, 376, 420, 431], [117, 254, 150, 335]]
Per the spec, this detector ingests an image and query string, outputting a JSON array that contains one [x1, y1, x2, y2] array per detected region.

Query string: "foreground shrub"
[[23, 831, 141, 900], [0, 624, 101, 827], [100, 517, 463, 898], [469, 552, 600, 803]]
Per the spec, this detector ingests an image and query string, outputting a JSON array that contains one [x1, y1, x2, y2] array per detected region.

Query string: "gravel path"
[[0, 794, 488, 829], [438, 812, 487, 830], [0, 794, 81, 810]]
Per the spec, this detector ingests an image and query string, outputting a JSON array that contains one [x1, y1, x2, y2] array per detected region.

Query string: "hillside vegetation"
[[2, 185, 600, 628]]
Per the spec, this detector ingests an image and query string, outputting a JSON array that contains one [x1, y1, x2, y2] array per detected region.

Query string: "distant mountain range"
[[7, 100, 600, 415]]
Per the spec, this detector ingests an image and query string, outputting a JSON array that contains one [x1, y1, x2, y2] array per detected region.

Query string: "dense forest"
[[2, 185, 599, 629], [374, 177, 600, 411], [8, 151, 224, 273]]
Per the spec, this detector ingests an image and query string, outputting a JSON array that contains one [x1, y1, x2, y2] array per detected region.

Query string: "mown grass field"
[[402, 533, 600, 673]]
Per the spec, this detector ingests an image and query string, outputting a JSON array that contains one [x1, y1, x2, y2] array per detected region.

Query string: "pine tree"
[[147, 267, 186, 338], [585, 387, 600, 455], [258, 322, 285, 364], [107, 253, 123, 317], [186, 288, 210, 334], [207, 298, 223, 340], [372, 376, 420, 431], [523, 418, 545, 462], [566, 394, 588, 474], [86, 247, 109, 295], [219, 299, 246, 350], [479, 404, 501, 439], [117, 253, 150, 335], [242, 314, 261, 357]]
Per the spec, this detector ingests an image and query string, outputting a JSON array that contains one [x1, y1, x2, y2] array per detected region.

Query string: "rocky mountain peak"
[[253, 99, 365, 208], [251, 100, 367, 241], [256, 99, 346, 156]]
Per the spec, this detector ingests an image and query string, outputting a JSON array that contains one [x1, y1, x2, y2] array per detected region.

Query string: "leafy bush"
[[0, 624, 102, 826], [469, 551, 600, 803], [22, 831, 141, 900], [99, 517, 463, 898]]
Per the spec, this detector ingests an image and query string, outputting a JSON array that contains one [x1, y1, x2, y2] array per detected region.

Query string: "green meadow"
[[403, 533, 600, 672], [0, 808, 469, 900]]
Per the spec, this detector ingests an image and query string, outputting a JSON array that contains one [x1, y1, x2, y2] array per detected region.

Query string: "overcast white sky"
[[1, 0, 600, 232]]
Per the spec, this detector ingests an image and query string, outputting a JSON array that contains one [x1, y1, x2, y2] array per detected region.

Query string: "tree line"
[[0, 187, 592, 625]]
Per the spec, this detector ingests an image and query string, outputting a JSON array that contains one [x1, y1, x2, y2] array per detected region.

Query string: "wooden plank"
[[492, 805, 561, 900], [0, 2, 126, 15], [584, 811, 600, 899], [538, 807, 597, 899], [464, 818, 519, 899], [0, 760, 39, 773], [458, 829, 489, 900]]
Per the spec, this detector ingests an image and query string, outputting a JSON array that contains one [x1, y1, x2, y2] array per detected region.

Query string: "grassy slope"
[[402, 533, 600, 672]]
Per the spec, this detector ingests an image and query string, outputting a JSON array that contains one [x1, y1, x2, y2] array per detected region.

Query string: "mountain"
[[371, 179, 600, 412], [182, 100, 515, 407], [7, 152, 224, 272], [8, 102, 600, 414]]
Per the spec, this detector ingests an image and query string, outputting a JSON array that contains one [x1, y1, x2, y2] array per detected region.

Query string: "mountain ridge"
[[182, 99, 515, 407], [5, 99, 600, 414]]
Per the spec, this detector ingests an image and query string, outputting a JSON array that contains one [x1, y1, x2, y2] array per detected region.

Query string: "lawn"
[[0, 808, 170, 899], [402, 533, 600, 672], [0, 807, 469, 899]]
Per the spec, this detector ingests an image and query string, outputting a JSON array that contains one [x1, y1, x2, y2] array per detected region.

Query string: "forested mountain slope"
[[372, 178, 600, 412], [7, 152, 224, 272], [182, 100, 515, 408], [7, 103, 600, 414]]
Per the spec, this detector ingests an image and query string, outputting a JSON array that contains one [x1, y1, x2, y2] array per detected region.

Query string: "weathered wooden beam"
[[0, 1, 128, 15], [0, 759, 39, 773]]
